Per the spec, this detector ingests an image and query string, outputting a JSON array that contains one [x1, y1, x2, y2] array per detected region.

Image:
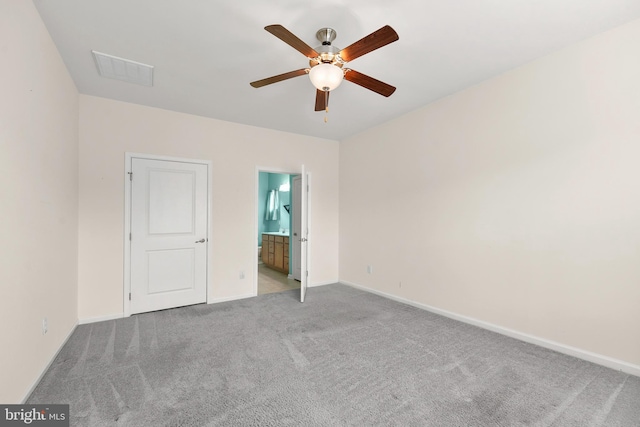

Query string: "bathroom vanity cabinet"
[[262, 233, 289, 273]]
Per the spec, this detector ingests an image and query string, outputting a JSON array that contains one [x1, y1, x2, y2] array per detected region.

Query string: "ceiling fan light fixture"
[[309, 63, 344, 91]]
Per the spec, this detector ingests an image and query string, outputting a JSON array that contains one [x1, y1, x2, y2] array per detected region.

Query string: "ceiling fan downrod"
[[316, 28, 337, 46]]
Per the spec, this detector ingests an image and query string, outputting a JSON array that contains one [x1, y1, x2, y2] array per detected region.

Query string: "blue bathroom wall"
[[258, 172, 292, 245], [266, 173, 290, 232]]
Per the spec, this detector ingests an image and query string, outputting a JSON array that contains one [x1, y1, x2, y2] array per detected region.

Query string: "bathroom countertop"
[[262, 231, 290, 237]]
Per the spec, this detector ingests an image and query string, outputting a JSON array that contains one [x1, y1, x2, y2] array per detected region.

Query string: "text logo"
[[0, 405, 69, 426]]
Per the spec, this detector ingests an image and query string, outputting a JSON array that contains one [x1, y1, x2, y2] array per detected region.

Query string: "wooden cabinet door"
[[284, 237, 289, 273], [261, 234, 269, 264], [274, 242, 284, 269], [268, 236, 275, 266]]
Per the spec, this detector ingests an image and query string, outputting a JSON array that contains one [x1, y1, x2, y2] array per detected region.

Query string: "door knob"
[[195, 238, 206, 243]]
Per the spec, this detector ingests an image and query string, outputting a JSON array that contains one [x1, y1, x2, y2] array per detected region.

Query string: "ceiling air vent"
[[92, 50, 154, 86]]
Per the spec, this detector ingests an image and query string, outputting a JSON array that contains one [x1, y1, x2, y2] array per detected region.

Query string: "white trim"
[[124, 154, 132, 317], [124, 152, 212, 317], [78, 313, 124, 325], [22, 321, 78, 403], [208, 293, 255, 304], [305, 171, 312, 289], [341, 280, 640, 378]]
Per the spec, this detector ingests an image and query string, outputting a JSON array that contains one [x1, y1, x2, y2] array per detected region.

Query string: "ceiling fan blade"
[[344, 69, 396, 97], [265, 25, 319, 58], [314, 90, 330, 111], [250, 69, 308, 88], [339, 25, 399, 62]]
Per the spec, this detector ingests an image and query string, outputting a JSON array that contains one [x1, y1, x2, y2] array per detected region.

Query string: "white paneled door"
[[291, 166, 309, 302], [130, 157, 208, 314], [300, 165, 309, 303], [292, 175, 302, 282]]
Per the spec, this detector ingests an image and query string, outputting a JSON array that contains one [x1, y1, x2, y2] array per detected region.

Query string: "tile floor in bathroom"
[[257, 264, 301, 295]]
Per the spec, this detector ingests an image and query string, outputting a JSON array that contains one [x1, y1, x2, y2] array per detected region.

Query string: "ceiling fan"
[[250, 24, 399, 113]]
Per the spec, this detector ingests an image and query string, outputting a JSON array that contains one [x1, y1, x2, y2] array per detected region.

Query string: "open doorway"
[[257, 171, 301, 295]]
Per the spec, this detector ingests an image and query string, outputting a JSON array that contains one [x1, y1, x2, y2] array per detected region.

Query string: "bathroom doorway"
[[256, 171, 301, 295]]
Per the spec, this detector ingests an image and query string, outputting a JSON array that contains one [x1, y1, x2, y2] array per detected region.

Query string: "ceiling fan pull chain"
[[324, 93, 329, 123]]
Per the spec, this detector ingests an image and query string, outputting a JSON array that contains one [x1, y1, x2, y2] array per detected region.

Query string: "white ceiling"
[[34, 0, 640, 141]]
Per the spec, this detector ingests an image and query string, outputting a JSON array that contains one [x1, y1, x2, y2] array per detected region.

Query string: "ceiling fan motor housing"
[[310, 28, 343, 68]]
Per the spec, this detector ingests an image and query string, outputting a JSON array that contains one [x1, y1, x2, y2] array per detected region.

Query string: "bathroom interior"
[[258, 171, 301, 295]]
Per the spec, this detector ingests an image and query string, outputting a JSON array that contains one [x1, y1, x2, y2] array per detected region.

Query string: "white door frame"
[[300, 164, 309, 302], [254, 166, 311, 297], [124, 152, 212, 317]]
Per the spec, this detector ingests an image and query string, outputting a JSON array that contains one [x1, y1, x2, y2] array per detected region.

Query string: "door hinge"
[[306, 270, 309, 277], [129, 292, 132, 301], [129, 232, 132, 241], [128, 172, 133, 181]]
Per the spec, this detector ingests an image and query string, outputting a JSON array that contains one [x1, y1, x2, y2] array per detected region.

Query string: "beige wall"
[[340, 19, 640, 367], [0, 1, 79, 402], [78, 95, 339, 320]]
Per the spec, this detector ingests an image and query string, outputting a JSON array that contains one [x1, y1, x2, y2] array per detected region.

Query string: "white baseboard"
[[22, 320, 78, 403], [341, 280, 640, 378], [78, 313, 124, 325], [208, 293, 255, 304]]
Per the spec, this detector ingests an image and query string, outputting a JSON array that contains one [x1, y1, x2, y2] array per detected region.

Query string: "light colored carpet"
[[28, 284, 640, 426]]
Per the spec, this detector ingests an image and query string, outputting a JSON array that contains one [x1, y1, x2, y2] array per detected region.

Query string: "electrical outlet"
[[42, 317, 48, 335], [239, 271, 245, 279], [399, 281, 402, 289], [367, 265, 373, 274]]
